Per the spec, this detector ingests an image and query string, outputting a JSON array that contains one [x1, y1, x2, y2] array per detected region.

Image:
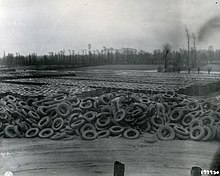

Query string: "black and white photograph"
[[1, 0, 220, 175]]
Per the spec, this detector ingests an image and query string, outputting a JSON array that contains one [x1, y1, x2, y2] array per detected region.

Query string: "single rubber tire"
[[200, 116, 215, 126], [156, 125, 175, 141], [28, 111, 40, 121], [114, 109, 126, 123], [52, 118, 64, 131], [109, 125, 124, 135], [56, 102, 71, 118], [169, 109, 183, 122], [150, 115, 164, 128], [4, 125, 17, 138], [98, 130, 110, 138], [189, 119, 203, 130], [209, 112, 220, 125], [202, 126, 213, 141], [13, 125, 24, 138], [132, 108, 143, 118], [80, 123, 96, 134], [38, 128, 54, 138], [79, 101, 93, 110], [189, 126, 205, 141], [123, 128, 140, 139], [70, 119, 86, 130], [25, 128, 39, 138], [84, 111, 96, 123], [81, 130, 98, 140], [176, 133, 190, 140], [173, 125, 189, 136], [206, 124, 217, 140], [96, 113, 111, 128], [186, 101, 199, 111], [181, 113, 195, 127], [38, 116, 51, 129]]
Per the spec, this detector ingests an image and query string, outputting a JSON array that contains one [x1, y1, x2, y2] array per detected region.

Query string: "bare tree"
[[88, 43, 91, 55], [185, 26, 190, 67], [208, 45, 214, 64], [163, 43, 171, 72], [191, 33, 197, 67], [68, 49, 72, 56]]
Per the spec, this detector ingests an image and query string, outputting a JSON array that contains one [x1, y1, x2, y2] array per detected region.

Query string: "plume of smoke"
[[198, 16, 220, 42]]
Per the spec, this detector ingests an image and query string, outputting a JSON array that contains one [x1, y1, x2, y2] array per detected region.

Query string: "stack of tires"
[[0, 90, 220, 142]]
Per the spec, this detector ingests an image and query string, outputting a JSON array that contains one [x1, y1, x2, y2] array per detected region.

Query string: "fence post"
[[190, 166, 202, 176], [114, 161, 125, 176]]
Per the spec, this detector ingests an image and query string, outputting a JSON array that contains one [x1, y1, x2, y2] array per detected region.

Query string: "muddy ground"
[[0, 136, 219, 176]]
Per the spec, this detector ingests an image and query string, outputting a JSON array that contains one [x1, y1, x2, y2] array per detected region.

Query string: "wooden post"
[[190, 166, 201, 176], [114, 161, 125, 176]]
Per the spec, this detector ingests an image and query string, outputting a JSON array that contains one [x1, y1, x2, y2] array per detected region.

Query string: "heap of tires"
[[0, 82, 97, 100], [0, 90, 220, 142]]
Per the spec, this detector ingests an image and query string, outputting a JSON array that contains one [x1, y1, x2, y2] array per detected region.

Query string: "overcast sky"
[[0, 0, 220, 55]]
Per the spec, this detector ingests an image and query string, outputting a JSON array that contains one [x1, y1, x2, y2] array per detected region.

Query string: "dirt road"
[[0, 137, 219, 176]]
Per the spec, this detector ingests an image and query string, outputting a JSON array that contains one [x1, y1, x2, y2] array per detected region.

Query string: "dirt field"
[[71, 64, 158, 71], [0, 137, 219, 176], [201, 64, 220, 72], [71, 64, 220, 73]]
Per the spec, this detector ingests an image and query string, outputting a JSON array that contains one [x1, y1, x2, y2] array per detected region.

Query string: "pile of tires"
[[4, 77, 179, 94], [74, 71, 220, 96], [6, 73, 220, 97], [0, 82, 97, 100], [0, 90, 220, 142]]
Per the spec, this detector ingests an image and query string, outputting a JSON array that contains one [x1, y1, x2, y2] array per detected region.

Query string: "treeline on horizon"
[[1, 46, 219, 70]]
